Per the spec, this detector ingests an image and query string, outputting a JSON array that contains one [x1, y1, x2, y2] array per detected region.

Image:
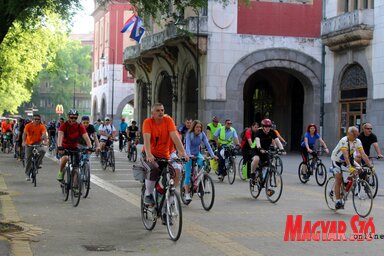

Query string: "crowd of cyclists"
[[1, 102, 382, 216]]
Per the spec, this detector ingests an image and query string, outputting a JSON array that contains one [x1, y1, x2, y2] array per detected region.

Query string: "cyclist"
[[250, 119, 286, 185], [22, 114, 48, 181], [141, 103, 189, 206], [300, 123, 329, 180], [240, 122, 259, 179], [206, 116, 222, 149], [213, 119, 241, 181], [94, 119, 102, 141], [15, 118, 25, 160], [47, 121, 57, 150], [183, 120, 217, 201], [79, 116, 100, 151], [177, 117, 192, 145], [1, 118, 13, 151], [99, 117, 117, 160], [127, 120, 139, 156], [118, 118, 128, 151], [57, 109, 93, 183], [331, 126, 373, 209], [356, 122, 383, 162]]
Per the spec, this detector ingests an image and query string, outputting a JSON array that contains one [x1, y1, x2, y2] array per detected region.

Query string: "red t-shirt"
[[142, 115, 176, 159], [59, 121, 87, 149], [240, 128, 252, 149]]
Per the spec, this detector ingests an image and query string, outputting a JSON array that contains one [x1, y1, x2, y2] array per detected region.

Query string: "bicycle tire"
[[200, 173, 215, 211], [5, 141, 10, 154], [298, 162, 309, 184], [265, 168, 283, 203], [315, 163, 327, 186], [62, 167, 71, 201], [274, 155, 283, 175], [365, 169, 378, 199], [71, 168, 82, 207], [82, 162, 91, 198], [324, 176, 336, 211], [110, 149, 115, 172], [123, 142, 128, 153], [227, 157, 236, 184], [132, 147, 137, 162], [249, 176, 262, 199], [352, 179, 373, 218], [32, 166, 37, 187], [101, 154, 107, 170], [238, 158, 247, 181], [166, 191, 183, 241], [140, 186, 157, 230]]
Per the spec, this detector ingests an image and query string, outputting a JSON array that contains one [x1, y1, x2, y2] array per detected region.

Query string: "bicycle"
[[26, 144, 42, 187], [100, 139, 116, 172], [218, 144, 238, 184], [238, 157, 247, 181], [122, 135, 128, 153], [79, 148, 94, 198], [180, 156, 215, 211], [361, 156, 380, 199], [298, 150, 327, 186], [324, 166, 373, 218], [2, 131, 13, 154], [249, 149, 283, 203], [127, 138, 139, 162], [60, 148, 84, 207], [135, 158, 184, 241], [48, 135, 56, 153]]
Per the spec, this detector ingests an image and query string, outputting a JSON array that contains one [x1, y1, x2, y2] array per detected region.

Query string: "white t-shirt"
[[98, 124, 116, 141], [331, 136, 363, 162]]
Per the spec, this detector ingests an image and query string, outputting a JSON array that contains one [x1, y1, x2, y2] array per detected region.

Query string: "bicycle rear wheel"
[[132, 147, 137, 162], [227, 158, 236, 184], [315, 163, 327, 186], [200, 173, 215, 211], [274, 155, 283, 175], [82, 163, 91, 198], [298, 162, 309, 184], [166, 191, 182, 241], [249, 175, 262, 199], [238, 158, 246, 181], [265, 168, 283, 203], [101, 153, 107, 170], [31, 166, 37, 187], [141, 187, 157, 230], [352, 179, 373, 218], [324, 176, 337, 211], [365, 169, 378, 198], [62, 167, 71, 201], [71, 168, 82, 207], [110, 150, 115, 172]]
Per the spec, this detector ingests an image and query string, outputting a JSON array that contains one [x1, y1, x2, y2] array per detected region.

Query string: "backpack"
[[240, 128, 250, 141]]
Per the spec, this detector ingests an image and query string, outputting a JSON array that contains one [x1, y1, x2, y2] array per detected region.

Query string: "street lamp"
[[100, 47, 115, 121]]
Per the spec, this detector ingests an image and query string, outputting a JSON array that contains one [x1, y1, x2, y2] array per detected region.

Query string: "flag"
[[121, 14, 137, 33], [129, 16, 145, 43]]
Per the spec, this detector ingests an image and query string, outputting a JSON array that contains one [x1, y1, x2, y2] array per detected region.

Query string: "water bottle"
[[262, 166, 268, 180], [345, 177, 353, 192]]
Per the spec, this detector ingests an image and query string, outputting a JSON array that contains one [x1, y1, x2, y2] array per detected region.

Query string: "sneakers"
[[25, 174, 31, 181], [218, 175, 223, 181], [57, 171, 64, 182], [184, 193, 192, 202], [144, 194, 155, 206], [266, 189, 275, 197], [335, 201, 344, 210], [303, 173, 310, 181]]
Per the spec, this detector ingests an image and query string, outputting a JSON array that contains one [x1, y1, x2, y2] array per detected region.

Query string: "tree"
[[0, 12, 67, 115], [0, 0, 81, 44]]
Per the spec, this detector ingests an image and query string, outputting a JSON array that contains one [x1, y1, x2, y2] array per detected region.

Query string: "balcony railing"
[[124, 16, 208, 61]]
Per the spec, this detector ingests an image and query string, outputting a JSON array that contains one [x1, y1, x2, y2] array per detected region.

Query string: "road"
[[0, 144, 383, 256]]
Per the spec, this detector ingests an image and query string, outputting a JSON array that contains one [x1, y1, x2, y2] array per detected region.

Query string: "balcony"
[[123, 16, 208, 62], [321, 9, 374, 52]]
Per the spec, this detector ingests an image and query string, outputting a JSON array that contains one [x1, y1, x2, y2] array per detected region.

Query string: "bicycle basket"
[[132, 165, 146, 183]]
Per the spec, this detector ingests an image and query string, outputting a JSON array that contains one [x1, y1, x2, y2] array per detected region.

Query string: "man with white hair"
[[331, 126, 373, 209]]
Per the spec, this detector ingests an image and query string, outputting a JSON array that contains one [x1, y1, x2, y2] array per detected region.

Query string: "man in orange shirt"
[[141, 103, 189, 205], [22, 114, 48, 181], [1, 118, 13, 151]]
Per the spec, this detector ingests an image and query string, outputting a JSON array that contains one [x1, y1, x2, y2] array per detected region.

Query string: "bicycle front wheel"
[[315, 163, 327, 186], [132, 147, 137, 162], [365, 170, 378, 199], [274, 155, 283, 175], [62, 167, 71, 201], [238, 158, 246, 181], [71, 168, 82, 207], [166, 191, 182, 241], [324, 176, 337, 211], [82, 163, 91, 198], [110, 150, 115, 172], [298, 162, 309, 184], [200, 173, 215, 211], [265, 168, 283, 203], [227, 158, 236, 184], [352, 179, 373, 218]]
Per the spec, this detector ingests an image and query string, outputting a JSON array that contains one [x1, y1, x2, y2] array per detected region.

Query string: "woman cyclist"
[[300, 123, 329, 180], [183, 120, 218, 202]]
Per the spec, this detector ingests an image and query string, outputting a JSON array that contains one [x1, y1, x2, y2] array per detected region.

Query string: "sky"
[[71, 0, 95, 34]]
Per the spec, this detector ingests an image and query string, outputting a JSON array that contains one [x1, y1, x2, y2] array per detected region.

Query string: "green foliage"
[[0, 12, 68, 115]]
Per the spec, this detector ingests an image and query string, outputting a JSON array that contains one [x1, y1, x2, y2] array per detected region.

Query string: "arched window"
[[340, 64, 367, 99]]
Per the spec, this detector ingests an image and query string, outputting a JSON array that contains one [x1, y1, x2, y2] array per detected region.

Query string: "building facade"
[[91, 0, 135, 127]]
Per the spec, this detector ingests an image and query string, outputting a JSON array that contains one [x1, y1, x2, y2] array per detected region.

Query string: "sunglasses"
[[226, 123, 232, 125], [69, 116, 78, 120], [34, 118, 41, 121], [105, 119, 110, 121], [365, 128, 372, 130]]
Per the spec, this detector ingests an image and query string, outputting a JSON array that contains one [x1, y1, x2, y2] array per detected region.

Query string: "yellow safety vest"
[[207, 122, 222, 141], [218, 127, 235, 145]]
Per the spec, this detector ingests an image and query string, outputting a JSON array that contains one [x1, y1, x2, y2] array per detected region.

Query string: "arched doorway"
[[92, 97, 98, 122], [158, 74, 173, 115], [339, 64, 367, 137], [100, 98, 107, 120], [243, 69, 305, 151], [184, 70, 198, 120]]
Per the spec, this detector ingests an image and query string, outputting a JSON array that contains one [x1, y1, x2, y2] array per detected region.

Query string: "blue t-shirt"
[[119, 122, 128, 132], [185, 132, 215, 157], [301, 132, 320, 148]]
